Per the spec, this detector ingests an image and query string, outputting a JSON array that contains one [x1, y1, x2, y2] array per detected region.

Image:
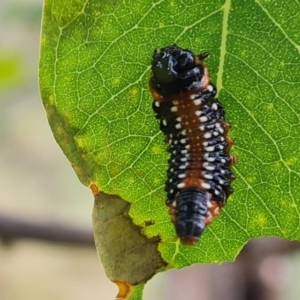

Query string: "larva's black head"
[[174, 188, 208, 245], [150, 44, 209, 97], [152, 45, 195, 83]]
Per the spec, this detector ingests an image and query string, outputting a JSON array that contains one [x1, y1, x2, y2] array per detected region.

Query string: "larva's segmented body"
[[149, 45, 237, 246]]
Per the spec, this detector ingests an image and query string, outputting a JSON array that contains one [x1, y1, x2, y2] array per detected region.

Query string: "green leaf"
[[127, 284, 145, 300], [39, 0, 300, 295]]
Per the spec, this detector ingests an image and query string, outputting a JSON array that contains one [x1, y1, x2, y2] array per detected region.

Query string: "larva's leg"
[[223, 122, 231, 133], [225, 136, 234, 150], [230, 155, 238, 166]]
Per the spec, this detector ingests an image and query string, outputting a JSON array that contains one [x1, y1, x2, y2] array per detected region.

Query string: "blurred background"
[[1, 0, 300, 299]]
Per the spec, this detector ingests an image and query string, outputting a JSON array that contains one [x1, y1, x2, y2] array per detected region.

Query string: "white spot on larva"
[[213, 131, 219, 136], [216, 123, 224, 133], [201, 182, 211, 189], [202, 162, 209, 167], [207, 156, 216, 162], [194, 99, 201, 106], [200, 116, 208, 123], [162, 119, 167, 126], [199, 125, 205, 131], [207, 85, 213, 92], [219, 145, 224, 150], [204, 174, 213, 179], [179, 164, 186, 170], [170, 168, 174, 172], [190, 94, 196, 100], [180, 157, 188, 162], [221, 159, 226, 163], [181, 149, 188, 154], [203, 141, 208, 147], [173, 100, 179, 105], [172, 200, 177, 207], [205, 164, 215, 171], [176, 117, 182, 122], [171, 106, 178, 112], [170, 189, 174, 194], [181, 130, 187, 136], [169, 178, 173, 183], [185, 145, 190, 149], [207, 200, 213, 208], [169, 139, 172, 144], [220, 137, 225, 142], [170, 134, 173, 138], [214, 190, 220, 195], [175, 123, 182, 129], [219, 179, 224, 185], [204, 132, 212, 139], [221, 170, 225, 174], [212, 103, 218, 110], [177, 182, 186, 188], [206, 146, 215, 152], [180, 139, 186, 144], [154, 101, 160, 107], [178, 173, 186, 178], [195, 110, 202, 116]]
